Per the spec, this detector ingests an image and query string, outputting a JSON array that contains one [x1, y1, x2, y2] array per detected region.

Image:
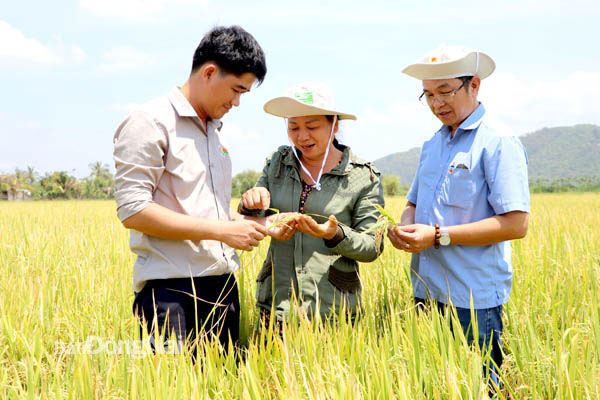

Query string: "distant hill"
[[520, 124, 600, 180], [373, 147, 421, 185], [373, 124, 600, 184]]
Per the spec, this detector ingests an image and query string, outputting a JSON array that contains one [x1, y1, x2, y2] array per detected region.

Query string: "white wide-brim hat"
[[264, 82, 356, 120], [402, 45, 495, 80]]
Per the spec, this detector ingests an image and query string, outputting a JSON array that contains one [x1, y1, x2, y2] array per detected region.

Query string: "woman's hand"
[[296, 214, 338, 240], [241, 187, 271, 210], [264, 212, 299, 241]]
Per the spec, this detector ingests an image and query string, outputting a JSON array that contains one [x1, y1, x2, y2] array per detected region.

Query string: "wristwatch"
[[439, 227, 451, 246]]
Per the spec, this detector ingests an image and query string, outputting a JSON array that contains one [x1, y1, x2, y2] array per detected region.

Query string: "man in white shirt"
[[113, 26, 271, 352]]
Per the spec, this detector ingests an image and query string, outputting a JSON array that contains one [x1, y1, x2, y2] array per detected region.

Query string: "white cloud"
[[339, 71, 600, 162], [218, 122, 268, 174], [481, 71, 600, 135], [171, 0, 208, 4], [0, 20, 60, 64], [79, 0, 209, 21], [79, 0, 163, 21], [97, 46, 155, 73], [0, 20, 86, 65], [341, 102, 439, 162], [200, 0, 600, 26], [219, 122, 261, 149], [69, 46, 87, 64]]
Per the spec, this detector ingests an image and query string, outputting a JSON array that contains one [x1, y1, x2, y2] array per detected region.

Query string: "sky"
[[1, 0, 599, 178]]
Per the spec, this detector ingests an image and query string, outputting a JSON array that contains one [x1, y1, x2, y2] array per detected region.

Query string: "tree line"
[[529, 176, 600, 193], [0, 162, 114, 200], [2, 166, 599, 201], [382, 175, 600, 196]]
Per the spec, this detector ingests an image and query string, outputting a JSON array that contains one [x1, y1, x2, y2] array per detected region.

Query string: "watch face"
[[440, 235, 451, 246]]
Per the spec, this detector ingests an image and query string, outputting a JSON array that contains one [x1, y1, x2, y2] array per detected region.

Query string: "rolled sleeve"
[[406, 148, 424, 204], [406, 173, 419, 205], [484, 136, 530, 215], [113, 111, 168, 221], [329, 173, 385, 262]]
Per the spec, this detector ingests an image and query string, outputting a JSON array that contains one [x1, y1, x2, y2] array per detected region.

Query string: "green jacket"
[[249, 144, 385, 321]]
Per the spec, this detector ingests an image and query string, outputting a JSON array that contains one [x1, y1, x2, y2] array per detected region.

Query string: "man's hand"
[[264, 212, 299, 241], [296, 214, 338, 240], [241, 187, 271, 210], [388, 223, 435, 253], [218, 220, 268, 251]]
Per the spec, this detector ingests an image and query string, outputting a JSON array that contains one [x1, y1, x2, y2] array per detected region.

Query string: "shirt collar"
[[438, 102, 485, 138], [168, 87, 197, 117], [167, 87, 223, 131], [459, 102, 486, 131]]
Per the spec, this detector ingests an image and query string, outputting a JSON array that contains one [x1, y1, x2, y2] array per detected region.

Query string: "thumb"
[[260, 189, 271, 210], [328, 215, 338, 226]]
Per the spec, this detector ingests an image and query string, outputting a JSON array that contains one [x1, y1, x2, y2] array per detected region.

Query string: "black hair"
[[458, 76, 474, 93], [191, 25, 267, 85]]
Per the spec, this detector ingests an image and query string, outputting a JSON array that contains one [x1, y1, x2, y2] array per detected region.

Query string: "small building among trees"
[[0, 188, 32, 201]]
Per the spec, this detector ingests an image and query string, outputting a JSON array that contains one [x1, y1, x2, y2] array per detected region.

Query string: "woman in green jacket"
[[240, 82, 385, 322]]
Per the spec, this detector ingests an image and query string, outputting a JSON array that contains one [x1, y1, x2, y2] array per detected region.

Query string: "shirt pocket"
[[440, 168, 476, 209], [165, 137, 207, 181]]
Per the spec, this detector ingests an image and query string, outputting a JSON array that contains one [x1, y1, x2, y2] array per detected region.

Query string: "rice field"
[[1, 194, 599, 399]]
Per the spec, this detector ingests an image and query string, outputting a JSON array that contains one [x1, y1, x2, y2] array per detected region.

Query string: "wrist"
[[207, 220, 227, 242], [230, 211, 243, 221], [324, 229, 337, 240], [324, 226, 345, 247], [238, 202, 263, 217]]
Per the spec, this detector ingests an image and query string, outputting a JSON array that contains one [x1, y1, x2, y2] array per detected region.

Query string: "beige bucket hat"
[[402, 45, 495, 80], [263, 82, 357, 120]]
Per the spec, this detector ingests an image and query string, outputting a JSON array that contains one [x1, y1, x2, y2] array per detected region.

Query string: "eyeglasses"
[[419, 81, 467, 106]]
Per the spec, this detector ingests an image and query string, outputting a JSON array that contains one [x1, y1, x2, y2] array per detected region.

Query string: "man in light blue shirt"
[[388, 46, 530, 390]]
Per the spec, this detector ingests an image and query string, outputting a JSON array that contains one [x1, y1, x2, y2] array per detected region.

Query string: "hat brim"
[[263, 97, 356, 120], [402, 51, 495, 80]]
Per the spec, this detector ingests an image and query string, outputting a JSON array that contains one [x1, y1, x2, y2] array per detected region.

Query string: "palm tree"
[[89, 161, 111, 180], [25, 166, 38, 185]]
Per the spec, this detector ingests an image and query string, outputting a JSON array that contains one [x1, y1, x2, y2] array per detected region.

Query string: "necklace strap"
[[286, 115, 337, 191]]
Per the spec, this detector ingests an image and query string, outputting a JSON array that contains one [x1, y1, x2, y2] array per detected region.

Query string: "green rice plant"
[[367, 199, 397, 226]]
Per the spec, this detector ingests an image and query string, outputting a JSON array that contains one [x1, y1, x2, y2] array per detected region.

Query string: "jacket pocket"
[[256, 258, 274, 304], [256, 259, 272, 283], [327, 265, 361, 293]]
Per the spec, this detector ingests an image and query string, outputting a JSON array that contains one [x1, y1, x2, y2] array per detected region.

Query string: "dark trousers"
[[415, 297, 504, 392], [133, 274, 240, 353]]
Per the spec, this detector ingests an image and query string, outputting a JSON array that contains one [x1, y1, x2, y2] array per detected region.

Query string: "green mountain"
[[373, 124, 600, 184], [520, 124, 600, 180], [373, 147, 421, 186]]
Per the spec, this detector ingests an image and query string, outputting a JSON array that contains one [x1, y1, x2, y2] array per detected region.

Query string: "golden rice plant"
[[0, 193, 598, 399]]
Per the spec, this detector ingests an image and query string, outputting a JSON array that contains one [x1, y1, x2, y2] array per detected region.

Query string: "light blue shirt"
[[406, 103, 530, 309]]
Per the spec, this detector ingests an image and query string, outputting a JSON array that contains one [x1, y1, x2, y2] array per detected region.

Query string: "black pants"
[[133, 274, 240, 352]]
